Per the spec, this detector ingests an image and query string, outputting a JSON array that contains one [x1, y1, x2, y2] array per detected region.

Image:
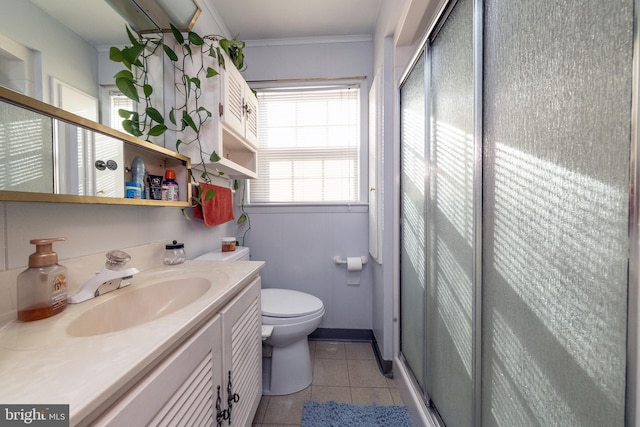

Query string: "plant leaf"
[[191, 77, 201, 89], [204, 188, 216, 201], [115, 77, 139, 102], [148, 124, 167, 136], [188, 31, 204, 46], [122, 44, 144, 65], [197, 106, 212, 118], [143, 84, 153, 97], [114, 69, 134, 80], [170, 24, 184, 44], [176, 139, 183, 151], [125, 26, 139, 45], [118, 109, 133, 119], [163, 44, 178, 62], [206, 67, 218, 78], [210, 151, 221, 162], [169, 108, 176, 125], [181, 111, 198, 133], [146, 107, 164, 124], [233, 180, 239, 191], [181, 208, 192, 220], [109, 47, 124, 62], [237, 213, 247, 225]]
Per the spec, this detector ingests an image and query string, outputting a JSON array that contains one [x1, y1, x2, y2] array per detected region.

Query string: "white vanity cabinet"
[[91, 277, 262, 427]]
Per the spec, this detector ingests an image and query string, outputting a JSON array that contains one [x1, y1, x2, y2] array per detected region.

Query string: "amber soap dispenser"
[[17, 237, 68, 321]]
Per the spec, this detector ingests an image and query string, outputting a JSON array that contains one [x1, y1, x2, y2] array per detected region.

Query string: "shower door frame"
[[397, 0, 640, 425]]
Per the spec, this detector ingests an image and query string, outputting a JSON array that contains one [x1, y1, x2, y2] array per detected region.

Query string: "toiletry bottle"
[[162, 169, 179, 201], [131, 156, 146, 199], [17, 237, 68, 322]]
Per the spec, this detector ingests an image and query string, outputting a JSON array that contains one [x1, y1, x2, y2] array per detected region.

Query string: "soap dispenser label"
[[51, 274, 67, 310]]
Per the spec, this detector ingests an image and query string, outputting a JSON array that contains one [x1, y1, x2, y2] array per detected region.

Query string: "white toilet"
[[193, 246, 325, 396]]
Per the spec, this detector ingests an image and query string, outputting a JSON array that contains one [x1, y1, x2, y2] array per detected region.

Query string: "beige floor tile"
[[312, 358, 350, 386], [386, 376, 401, 388], [351, 387, 394, 405], [314, 341, 346, 359], [310, 386, 352, 403], [347, 359, 389, 388], [261, 387, 311, 425], [345, 342, 375, 360], [390, 387, 404, 405], [252, 396, 270, 423]]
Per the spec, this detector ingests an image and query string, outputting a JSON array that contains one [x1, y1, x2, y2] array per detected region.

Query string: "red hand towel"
[[193, 183, 234, 227]]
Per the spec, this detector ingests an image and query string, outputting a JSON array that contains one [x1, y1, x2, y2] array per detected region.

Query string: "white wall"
[[241, 39, 374, 330]]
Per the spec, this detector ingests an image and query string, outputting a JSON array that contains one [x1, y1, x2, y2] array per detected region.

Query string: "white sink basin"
[[66, 277, 211, 337]]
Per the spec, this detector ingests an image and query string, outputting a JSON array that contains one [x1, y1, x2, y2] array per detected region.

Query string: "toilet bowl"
[[193, 247, 325, 396], [261, 288, 324, 395]]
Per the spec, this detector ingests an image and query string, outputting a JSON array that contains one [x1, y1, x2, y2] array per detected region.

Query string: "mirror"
[[0, 0, 160, 138], [0, 86, 191, 206]]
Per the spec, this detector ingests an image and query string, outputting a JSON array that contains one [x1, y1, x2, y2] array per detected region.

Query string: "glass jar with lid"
[[163, 240, 186, 265]]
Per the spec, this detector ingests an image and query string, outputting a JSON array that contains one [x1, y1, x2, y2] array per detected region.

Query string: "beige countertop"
[[0, 260, 264, 425]]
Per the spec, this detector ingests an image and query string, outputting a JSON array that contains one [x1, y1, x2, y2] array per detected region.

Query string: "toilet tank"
[[193, 246, 250, 261]]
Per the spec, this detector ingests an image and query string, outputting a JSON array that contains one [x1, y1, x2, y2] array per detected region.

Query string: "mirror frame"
[[0, 86, 191, 206]]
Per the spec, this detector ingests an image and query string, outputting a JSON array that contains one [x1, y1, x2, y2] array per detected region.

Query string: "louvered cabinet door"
[[243, 92, 259, 148], [221, 56, 245, 136], [220, 277, 262, 427], [93, 315, 223, 427]]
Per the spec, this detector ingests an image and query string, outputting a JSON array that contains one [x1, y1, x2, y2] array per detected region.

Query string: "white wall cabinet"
[[180, 50, 259, 180], [92, 278, 262, 427], [220, 56, 259, 149]]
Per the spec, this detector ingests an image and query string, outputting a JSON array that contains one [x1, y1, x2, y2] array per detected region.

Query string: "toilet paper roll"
[[346, 257, 362, 285]]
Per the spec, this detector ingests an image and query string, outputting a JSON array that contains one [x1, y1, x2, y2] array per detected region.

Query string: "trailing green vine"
[[109, 24, 246, 199]]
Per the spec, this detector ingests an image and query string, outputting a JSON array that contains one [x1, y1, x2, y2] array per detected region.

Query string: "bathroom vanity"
[[0, 260, 264, 426]]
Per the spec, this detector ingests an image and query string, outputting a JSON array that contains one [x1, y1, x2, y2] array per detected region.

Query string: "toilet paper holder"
[[333, 256, 368, 266]]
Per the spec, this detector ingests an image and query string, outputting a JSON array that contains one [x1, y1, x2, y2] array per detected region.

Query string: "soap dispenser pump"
[[17, 237, 68, 322]]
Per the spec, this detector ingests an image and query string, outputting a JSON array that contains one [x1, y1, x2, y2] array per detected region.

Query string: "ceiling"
[[28, 0, 384, 46]]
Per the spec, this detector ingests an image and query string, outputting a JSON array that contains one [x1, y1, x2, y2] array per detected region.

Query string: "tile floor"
[[252, 340, 404, 426]]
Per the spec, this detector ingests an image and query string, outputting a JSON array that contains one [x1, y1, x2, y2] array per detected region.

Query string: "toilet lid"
[[261, 288, 324, 318]]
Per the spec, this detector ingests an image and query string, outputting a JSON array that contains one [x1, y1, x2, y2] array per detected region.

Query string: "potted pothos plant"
[[109, 24, 249, 230]]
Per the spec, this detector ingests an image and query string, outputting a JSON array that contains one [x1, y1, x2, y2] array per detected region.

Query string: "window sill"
[[243, 203, 368, 214]]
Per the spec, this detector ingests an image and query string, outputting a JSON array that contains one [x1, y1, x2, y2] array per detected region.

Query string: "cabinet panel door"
[[244, 91, 259, 148], [221, 278, 262, 427], [92, 315, 223, 427], [222, 62, 245, 136]]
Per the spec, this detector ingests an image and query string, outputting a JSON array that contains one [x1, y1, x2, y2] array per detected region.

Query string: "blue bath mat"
[[301, 401, 413, 427]]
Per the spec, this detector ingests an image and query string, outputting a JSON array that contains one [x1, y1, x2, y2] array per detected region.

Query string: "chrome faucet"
[[68, 250, 140, 303]]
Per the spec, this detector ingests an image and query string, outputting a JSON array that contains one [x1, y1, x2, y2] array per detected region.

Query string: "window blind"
[[109, 90, 132, 132], [250, 86, 360, 203]]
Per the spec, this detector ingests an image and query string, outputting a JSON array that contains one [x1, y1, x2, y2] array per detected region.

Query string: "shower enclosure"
[[399, 0, 635, 425]]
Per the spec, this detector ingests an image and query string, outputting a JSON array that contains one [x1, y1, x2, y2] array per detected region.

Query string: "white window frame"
[[249, 78, 368, 206]]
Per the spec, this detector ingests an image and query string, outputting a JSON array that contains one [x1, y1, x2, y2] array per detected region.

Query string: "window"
[[109, 90, 133, 132], [250, 85, 360, 203]]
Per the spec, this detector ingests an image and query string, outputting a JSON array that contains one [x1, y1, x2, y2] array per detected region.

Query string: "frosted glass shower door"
[[400, 53, 427, 392], [425, 0, 475, 425], [482, 0, 633, 425]]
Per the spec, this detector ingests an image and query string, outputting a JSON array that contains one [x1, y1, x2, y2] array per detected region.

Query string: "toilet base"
[[262, 338, 312, 395]]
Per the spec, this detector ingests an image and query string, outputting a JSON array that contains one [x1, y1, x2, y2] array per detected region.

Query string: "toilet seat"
[[262, 307, 325, 326], [261, 288, 324, 318]]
